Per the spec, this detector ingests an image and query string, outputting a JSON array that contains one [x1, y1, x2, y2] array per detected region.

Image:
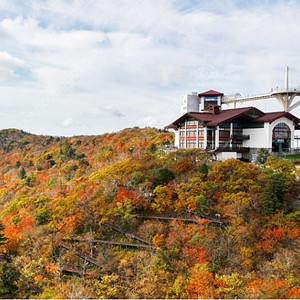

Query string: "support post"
[[204, 127, 208, 149], [215, 126, 219, 149]]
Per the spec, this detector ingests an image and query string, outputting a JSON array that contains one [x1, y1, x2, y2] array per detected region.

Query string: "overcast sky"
[[1, 0, 300, 136]]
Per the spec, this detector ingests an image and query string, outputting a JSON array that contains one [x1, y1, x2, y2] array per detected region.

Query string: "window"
[[198, 129, 204, 137], [198, 140, 205, 149], [187, 120, 197, 126], [272, 123, 291, 139], [187, 130, 196, 137], [187, 140, 196, 148]]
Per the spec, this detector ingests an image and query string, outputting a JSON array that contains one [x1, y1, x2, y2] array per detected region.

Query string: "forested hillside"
[[0, 127, 299, 298]]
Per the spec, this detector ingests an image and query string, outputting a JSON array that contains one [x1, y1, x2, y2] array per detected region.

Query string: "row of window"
[[179, 141, 205, 149], [179, 130, 205, 137], [179, 122, 292, 148]]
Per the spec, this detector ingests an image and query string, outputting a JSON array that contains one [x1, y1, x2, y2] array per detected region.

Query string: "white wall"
[[243, 117, 295, 149], [174, 130, 180, 148], [181, 94, 200, 114], [243, 125, 270, 148], [216, 152, 242, 161]]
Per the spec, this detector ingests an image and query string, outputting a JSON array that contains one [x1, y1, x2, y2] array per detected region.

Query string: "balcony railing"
[[231, 135, 250, 140]]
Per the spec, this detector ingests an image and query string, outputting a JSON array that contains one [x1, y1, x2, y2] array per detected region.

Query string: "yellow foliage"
[[216, 272, 245, 298], [152, 233, 165, 248], [0, 187, 7, 199], [89, 159, 141, 182], [152, 185, 173, 212]]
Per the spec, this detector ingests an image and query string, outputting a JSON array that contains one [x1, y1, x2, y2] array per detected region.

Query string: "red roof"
[[254, 112, 300, 124], [198, 90, 224, 96], [165, 107, 262, 129], [165, 107, 300, 130]]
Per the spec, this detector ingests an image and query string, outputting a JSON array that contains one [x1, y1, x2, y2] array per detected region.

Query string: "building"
[[166, 90, 300, 161]]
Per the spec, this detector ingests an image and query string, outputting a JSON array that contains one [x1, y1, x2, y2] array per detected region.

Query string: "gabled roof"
[[198, 90, 224, 96], [205, 107, 262, 126], [253, 111, 300, 124], [165, 107, 264, 129]]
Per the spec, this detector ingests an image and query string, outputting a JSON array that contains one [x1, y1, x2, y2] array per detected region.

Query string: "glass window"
[[272, 123, 291, 139]]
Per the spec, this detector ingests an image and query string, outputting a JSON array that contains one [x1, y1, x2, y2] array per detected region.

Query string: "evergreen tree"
[[19, 167, 26, 179], [0, 263, 20, 298], [261, 173, 287, 215]]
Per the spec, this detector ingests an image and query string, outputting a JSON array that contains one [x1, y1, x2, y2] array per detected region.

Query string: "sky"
[[1, 0, 300, 136]]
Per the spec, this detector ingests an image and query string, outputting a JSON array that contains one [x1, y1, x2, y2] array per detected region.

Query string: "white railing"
[[224, 87, 300, 104]]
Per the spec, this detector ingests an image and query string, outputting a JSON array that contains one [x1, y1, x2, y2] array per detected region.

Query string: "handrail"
[[224, 87, 300, 101]]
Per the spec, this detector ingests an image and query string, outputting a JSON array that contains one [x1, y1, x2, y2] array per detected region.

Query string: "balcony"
[[231, 135, 250, 141]]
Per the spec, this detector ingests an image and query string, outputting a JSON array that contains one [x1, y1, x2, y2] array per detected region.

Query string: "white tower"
[[181, 93, 200, 114]]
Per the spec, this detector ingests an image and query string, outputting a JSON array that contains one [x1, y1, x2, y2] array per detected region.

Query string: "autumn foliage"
[[0, 128, 299, 298]]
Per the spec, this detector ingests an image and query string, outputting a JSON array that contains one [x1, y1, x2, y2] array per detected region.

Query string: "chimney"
[[209, 105, 220, 115]]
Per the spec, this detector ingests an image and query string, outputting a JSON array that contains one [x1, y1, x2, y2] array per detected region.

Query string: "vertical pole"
[[285, 66, 289, 90]]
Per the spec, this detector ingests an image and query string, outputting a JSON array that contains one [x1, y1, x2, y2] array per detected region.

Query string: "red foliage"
[[184, 243, 210, 266], [114, 187, 136, 205]]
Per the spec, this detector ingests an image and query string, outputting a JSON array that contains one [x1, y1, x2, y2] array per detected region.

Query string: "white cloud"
[[137, 116, 162, 127], [0, 0, 300, 135], [62, 117, 74, 127], [0, 51, 25, 80]]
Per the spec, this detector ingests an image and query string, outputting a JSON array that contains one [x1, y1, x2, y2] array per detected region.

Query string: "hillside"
[[0, 127, 299, 298]]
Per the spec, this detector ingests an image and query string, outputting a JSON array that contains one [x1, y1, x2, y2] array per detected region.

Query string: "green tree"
[[19, 167, 26, 179], [60, 141, 76, 159], [150, 168, 175, 189], [198, 163, 209, 179], [261, 173, 288, 215], [0, 263, 20, 298]]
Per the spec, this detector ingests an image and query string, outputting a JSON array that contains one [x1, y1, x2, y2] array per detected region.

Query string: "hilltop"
[[0, 127, 299, 298]]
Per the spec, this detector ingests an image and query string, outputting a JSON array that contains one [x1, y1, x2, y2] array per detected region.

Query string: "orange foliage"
[[56, 212, 81, 233], [2, 209, 34, 252], [152, 233, 165, 248], [246, 278, 287, 298], [77, 182, 97, 202], [34, 274, 44, 282], [286, 287, 300, 299], [184, 244, 210, 265], [171, 157, 194, 174], [255, 226, 299, 253], [35, 170, 50, 183], [186, 265, 218, 299]]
